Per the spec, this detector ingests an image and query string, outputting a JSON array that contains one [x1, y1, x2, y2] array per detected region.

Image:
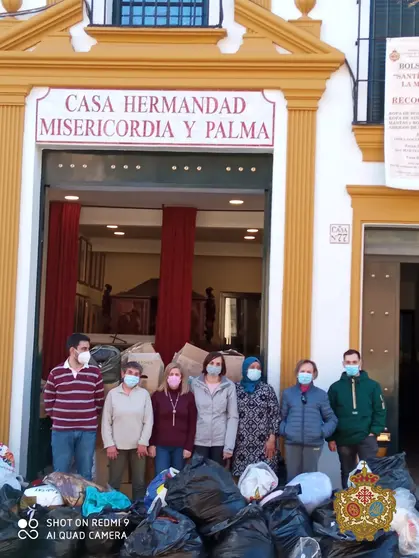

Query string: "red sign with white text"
[[36, 89, 276, 148]]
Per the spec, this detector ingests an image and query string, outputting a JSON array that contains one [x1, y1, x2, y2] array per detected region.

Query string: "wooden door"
[[361, 257, 400, 453]]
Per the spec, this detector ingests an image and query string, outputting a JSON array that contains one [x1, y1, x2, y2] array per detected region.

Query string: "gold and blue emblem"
[[334, 461, 397, 541]]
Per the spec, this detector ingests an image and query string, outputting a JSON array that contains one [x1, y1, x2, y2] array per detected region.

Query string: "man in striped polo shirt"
[[44, 333, 105, 480]]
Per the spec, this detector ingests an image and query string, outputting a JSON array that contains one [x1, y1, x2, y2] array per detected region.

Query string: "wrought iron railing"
[[354, 0, 419, 124], [86, 0, 223, 27]]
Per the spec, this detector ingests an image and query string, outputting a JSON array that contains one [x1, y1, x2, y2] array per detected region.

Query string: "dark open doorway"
[[399, 263, 419, 485]]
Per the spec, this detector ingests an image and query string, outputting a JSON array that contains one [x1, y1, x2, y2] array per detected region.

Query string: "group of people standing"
[[44, 334, 387, 500]]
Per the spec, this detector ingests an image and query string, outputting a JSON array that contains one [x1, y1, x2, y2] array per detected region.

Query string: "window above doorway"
[[354, 0, 419, 124], [87, 0, 222, 27]]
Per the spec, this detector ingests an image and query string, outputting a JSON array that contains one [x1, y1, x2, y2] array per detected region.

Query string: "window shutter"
[[367, 0, 419, 123]]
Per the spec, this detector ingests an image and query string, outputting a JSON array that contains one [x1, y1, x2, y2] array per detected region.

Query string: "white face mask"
[[77, 350, 91, 366], [247, 368, 262, 382]]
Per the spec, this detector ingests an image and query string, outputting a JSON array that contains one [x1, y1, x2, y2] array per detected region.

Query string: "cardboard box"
[[222, 350, 245, 383], [174, 343, 209, 379], [121, 342, 164, 394], [174, 344, 245, 383]]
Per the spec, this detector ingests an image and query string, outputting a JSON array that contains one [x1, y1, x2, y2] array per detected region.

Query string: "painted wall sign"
[[385, 38, 419, 189], [329, 224, 350, 244], [36, 89, 276, 148]]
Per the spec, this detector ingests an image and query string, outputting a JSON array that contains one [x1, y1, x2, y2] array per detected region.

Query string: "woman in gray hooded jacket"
[[190, 352, 239, 466], [280, 359, 337, 482]]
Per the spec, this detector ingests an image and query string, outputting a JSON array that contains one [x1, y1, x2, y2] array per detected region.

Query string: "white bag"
[[0, 474, 21, 492], [391, 487, 419, 555], [22, 485, 64, 508], [238, 462, 278, 501], [287, 472, 332, 515], [289, 537, 322, 558]]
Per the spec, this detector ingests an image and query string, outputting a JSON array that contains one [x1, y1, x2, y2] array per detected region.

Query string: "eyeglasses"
[[301, 394, 307, 405]]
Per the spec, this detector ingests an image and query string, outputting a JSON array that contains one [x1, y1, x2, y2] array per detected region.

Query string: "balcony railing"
[[354, 0, 419, 125], [86, 0, 223, 27]]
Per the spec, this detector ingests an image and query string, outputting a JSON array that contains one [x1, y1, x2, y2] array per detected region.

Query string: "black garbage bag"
[[90, 345, 121, 384], [206, 503, 274, 558], [165, 455, 246, 534], [120, 505, 205, 557], [262, 485, 313, 558], [366, 453, 416, 493], [28, 506, 85, 558], [0, 484, 27, 558], [84, 511, 136, 556], [128, 500, 148, 528], [317, 531, 400, 557]]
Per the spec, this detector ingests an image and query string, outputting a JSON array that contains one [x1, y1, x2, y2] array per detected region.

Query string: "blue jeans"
[[155, 446, 184, 475], [51, 430, 96, 480]]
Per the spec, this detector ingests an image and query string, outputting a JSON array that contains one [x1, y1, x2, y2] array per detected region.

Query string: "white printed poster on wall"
[[35, 89, 276, 149], [385, 37, 419, 189]]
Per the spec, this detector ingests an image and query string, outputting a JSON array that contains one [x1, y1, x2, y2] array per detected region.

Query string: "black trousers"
[[337, 435, 378, 488], [194, 445, 224, 466]]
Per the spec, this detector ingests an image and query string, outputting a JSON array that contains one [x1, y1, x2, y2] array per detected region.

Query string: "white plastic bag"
[[391, 487, 419, 555], [287, 472, 332, 515], [289, 537, 322, 558], [21, 485, 64, 509], [0, 474, 21, 491], [238, 462, 278, 501]]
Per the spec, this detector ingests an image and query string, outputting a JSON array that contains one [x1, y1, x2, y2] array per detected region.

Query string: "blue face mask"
[[247, 368, 261, 382], [345, 365, 359, 377], [207, 365, 221, 376], [124, 374, 139, 388], [298, 372, 313, 385]]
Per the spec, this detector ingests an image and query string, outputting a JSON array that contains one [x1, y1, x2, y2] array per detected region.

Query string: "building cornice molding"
[[352, 124, 384, 163], [87, 27, 227, 44]]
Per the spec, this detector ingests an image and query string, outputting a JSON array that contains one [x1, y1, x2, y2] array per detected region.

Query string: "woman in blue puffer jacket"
[[279, 359, 337, 482]]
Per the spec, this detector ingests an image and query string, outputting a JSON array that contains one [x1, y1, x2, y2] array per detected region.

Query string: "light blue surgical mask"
[[298, 372, 313, 385], [207, 365, 222, 376], [345, 365, 359, 377], [247, 369, 262, 382], [124, 374, 139, 388]]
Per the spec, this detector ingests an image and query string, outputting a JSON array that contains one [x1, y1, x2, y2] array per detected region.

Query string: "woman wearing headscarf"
[[232, 357, 280, 478]]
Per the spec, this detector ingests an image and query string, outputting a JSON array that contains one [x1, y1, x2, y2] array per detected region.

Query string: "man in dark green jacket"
[[327, 349, 386, 488]]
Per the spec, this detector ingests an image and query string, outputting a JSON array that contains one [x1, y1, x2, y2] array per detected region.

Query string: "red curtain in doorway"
[[42, 202, 81, 379], [155, 207, 197, 365]]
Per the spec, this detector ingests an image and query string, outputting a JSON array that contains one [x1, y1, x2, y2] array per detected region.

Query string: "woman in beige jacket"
[[101, 361, 153, 500]]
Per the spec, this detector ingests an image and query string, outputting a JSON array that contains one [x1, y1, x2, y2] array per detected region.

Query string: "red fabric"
[[42, 202, 81, 379], [155, 207, 197, 365], [300, 384, 310, 393]]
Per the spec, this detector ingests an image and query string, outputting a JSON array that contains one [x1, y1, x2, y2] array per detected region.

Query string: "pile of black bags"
[[0, 451, 414, 557], [120, 455, 276, 558], [119, 453, 411, 558]]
